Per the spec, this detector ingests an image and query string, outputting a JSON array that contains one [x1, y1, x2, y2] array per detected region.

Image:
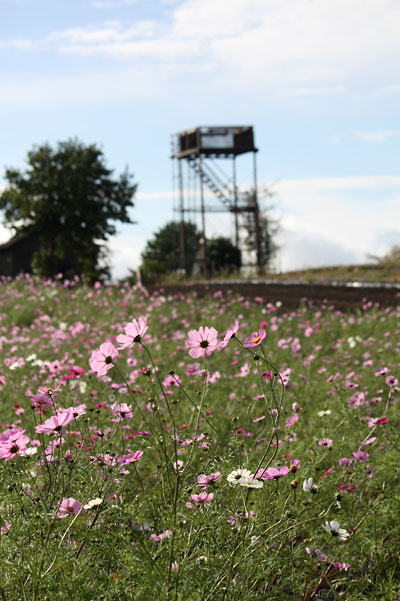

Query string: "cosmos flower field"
[[0, 274, 399, 601]]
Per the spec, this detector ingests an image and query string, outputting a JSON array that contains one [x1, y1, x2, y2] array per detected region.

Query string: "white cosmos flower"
[[322, 520, 350, 542], [84, 498, 103, 510], [19, 447, 37, 457], [238, 476, 264, 489], [227, 468, 252, 485], [318, 409, 332, 417], [303, 478, 318, 493]]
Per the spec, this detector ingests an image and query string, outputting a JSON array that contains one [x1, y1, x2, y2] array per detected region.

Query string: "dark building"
[[0, 233, 79, 277]]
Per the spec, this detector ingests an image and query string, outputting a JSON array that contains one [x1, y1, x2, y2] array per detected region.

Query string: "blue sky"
[[1, 0, 399, 278]]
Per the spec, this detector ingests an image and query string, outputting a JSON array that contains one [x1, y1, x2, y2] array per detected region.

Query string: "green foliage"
[[0, 138, 137, 280], [140, 221, 243, 282], [140, 220, 201, 282], [0, 276, 399, 599], [207, 236, 241, 274]]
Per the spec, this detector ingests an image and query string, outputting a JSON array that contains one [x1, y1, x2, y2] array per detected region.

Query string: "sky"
[[0, 0, 399, 279]]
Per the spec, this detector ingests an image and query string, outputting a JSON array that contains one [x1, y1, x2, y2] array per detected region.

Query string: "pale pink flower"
[[318, 438, 333, 448], [186, 491, 214, 509], [117, 317, 148, 349], [185, 327, 218, 358], [150, 529, 173, 542], [57, 497, 84, 519], [0, 522, 11, 535], [0, 430, 30, 460], [219, 320, 240, 349], [256, 466, 290, 480], [243, 329, 266, 348], [110, 403, 133, 421], [197, 472, 221, 489], [352, 450, 370, 462], [118, 451, 143, 465], [185, 364, 200, 376], [89, 342, 118, 377], [362, 437, 376, 446], [35, 410, 74, 435], [285, 413, 299, 428]]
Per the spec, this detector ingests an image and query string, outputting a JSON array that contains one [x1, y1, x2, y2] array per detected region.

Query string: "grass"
[[0, 274, 398, 600]]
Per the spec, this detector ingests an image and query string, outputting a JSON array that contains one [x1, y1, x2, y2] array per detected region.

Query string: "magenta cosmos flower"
[[243, 329, 266, 348], [185, 327, 218, 358], [89, 341, 118, 377], [118, 450, 144, 465], [57, 497, 84, 518], [117, 317, 148, 349], [219, 320, 240, 349]]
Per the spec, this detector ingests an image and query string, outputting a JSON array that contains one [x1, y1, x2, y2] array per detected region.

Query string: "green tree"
[[0, 138, 137, 279], [140, 221, 201, 283], [207, 236, 241, 275]]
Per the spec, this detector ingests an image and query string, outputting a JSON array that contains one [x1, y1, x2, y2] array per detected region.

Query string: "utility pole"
[[252, 151, 263, 275], [177, 158, 186, 275], [199, 156, 208, 276]]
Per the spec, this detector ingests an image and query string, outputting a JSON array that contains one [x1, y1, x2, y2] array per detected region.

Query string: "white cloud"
[[333, 130, 400, 143], [105, 175, 400, 278], [352, 129, 400, 143], [275, 175, 400, 194], [273, 176, 400, 270], [1, 0, 400, 91], [277, 228, 358, 272]]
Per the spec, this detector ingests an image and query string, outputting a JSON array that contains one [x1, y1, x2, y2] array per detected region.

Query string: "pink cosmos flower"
[[89, 342, 118, 377], [116, 317, 148, 349], [197, 471, 221, 489], [362, 437, 376, 446], [352, 450, 370, 462], [318, 438, 333, 448], [243, 329, 266, 348], [375, 367, 390, 377], [285, 413, 299, 428], [185, 492, 214, 509], [67, 404, 87, 419], [149, 529, 173, 542], [219, 320, 240, 349], [0, 522, 11, 535], [118, 450, 144, 465], [185, 364, 200, 376], [35, 410, 74, 435], [256, 466, 290, 480], [0, 430, 30, 460], [185, 327, 218, 358], [163, 374, 182, 388], [57, 497, 84, 518], [338, 457, 353, 467], [110, 403, 133, 421]]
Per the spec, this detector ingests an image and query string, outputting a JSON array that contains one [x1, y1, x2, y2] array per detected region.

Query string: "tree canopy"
[[140, 221, 201, 283], [139, 221, 242, 283], [207, 236, 241, 274], [0, 138, 137, 279]]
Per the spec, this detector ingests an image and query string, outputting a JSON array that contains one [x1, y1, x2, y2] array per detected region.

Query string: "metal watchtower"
[[171, 125, 262, 275]]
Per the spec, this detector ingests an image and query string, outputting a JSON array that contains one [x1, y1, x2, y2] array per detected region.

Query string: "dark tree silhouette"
[[0, 138, 137, 279], [140, 221, 201, 283]]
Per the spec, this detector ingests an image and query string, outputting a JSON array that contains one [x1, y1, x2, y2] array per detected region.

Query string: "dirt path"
[[148, 281, 400, 311]]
